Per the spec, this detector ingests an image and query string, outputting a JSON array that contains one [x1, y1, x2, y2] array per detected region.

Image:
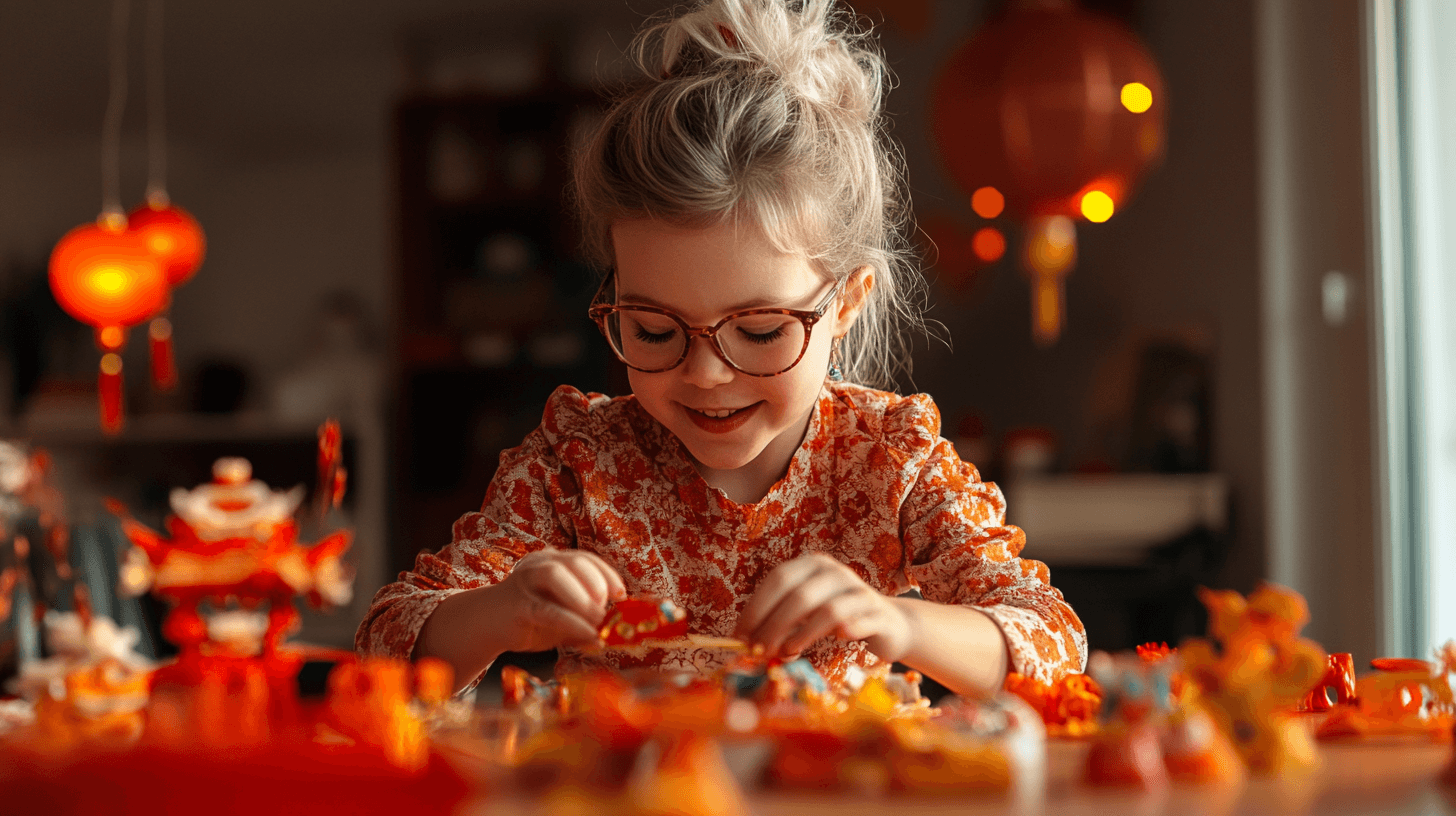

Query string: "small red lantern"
[[930, 0, 1166, 342], [127, 201, 206, 287], [128, 200, 205, 391], [49, 216, 170, 433]]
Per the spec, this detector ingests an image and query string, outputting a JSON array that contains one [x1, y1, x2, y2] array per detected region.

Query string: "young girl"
[[358, 0, 1086, 695]]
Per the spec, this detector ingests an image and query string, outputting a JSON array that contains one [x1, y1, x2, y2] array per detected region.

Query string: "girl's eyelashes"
[[737, 326, 787, 345], [633, 327, 679, 345]]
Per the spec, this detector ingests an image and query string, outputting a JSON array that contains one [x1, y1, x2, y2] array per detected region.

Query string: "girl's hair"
[[572, 0, 926, 389]]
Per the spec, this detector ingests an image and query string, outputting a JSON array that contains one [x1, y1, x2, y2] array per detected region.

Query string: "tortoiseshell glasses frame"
[[587, 270, 843, 377]]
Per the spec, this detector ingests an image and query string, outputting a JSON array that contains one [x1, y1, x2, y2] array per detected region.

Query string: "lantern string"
[[100, 0, 131, 225], [145, 0, 168, 207]]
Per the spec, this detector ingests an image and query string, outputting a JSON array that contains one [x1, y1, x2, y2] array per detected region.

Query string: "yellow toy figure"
[[1178, 583, 1327, 775]]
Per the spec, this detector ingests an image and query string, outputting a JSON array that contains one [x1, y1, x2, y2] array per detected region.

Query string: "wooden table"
[[465, 737, 1455, 816]]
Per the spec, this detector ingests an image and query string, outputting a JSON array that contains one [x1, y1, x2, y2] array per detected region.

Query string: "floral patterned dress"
[[357, 383, 1087, 689]]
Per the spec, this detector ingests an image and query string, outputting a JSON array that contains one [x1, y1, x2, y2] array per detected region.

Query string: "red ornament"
[[930, 0, 1166, 219], [48, 217, 170, 433], [127, 201, 206, 286], [49, 219, 169, 332]]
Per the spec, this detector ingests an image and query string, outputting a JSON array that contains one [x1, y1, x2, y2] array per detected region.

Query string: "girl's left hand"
[[734, 553, 913, 662]]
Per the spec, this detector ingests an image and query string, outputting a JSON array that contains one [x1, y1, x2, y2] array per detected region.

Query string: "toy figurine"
[[1082, 650, 1172, 788], [115, 455, 352, 661], [1003, 670, 1102, 737], [1179, 584, 1327, 775], [322, 657, 453, 772], [1317, 641, 1456, 741], [1298, 653, 1357, 712]]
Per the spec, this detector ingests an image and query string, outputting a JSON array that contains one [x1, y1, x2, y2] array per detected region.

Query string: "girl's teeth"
[[698, 408, 739, 418]]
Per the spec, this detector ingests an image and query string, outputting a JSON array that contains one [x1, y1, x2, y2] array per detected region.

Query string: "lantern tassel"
[[149, 316, 177, 391], [99, 353, 125, 434], [1031, 272, 1065, 347]]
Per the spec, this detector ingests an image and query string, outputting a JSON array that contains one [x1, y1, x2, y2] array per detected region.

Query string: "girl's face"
[[610, 218, 864, 476]]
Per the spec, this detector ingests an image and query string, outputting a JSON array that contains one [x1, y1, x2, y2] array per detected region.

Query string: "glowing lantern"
[[48, 217, 170, 433], [930, 0, 1166, 342], [127, 201, 205, 286], [128, 200, 205, 391]]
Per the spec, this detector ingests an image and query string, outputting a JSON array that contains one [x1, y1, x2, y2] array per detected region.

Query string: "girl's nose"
[[679, 335, 736, 388]]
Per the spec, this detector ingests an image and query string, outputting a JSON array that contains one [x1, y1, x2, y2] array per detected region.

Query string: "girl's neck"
[[692, 402, 816, 505]]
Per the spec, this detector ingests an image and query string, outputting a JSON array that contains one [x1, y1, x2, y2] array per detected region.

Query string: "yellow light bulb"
[[1121, 82, 1153, 113], [1081, 191, 1116, 223]]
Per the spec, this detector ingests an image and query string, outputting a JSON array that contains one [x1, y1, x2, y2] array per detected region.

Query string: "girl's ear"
[[834, 267, 875, 334]]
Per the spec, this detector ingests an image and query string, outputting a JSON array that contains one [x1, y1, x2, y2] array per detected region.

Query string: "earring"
[[827, 339, 844, 382]]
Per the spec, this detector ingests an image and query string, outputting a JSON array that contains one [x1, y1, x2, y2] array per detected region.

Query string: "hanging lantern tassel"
[[148, 316, 177, 390], [1022, 216, 1078, 346], [99, 351, 125, 434]]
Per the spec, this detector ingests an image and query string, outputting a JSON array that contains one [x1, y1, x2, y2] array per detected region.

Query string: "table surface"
[[462, 736, 1456, 816]]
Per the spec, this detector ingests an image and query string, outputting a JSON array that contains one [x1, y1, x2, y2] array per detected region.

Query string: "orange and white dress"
[[357, 383, 1087, 689]]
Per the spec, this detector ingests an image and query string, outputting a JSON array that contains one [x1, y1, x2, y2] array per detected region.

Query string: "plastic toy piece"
[[322, 657, 453, 773], [1179, 583, 1327, 775], [115, 456, 353, 662], [1083, 651, 1171, 789], [1316, 643, 1455, 742], [1003, 671, 1102, 737], [597, 597, 690, 646], [315, 418, 347, 520], [1298, 653, 1357, 712]]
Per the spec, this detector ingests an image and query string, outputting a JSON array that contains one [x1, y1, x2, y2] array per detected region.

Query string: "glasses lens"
[[717, 313, 807, 375], [606, 309, 687, 370]]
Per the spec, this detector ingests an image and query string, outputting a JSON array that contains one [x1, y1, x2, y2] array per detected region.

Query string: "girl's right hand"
[[497, 550, 627, 653]]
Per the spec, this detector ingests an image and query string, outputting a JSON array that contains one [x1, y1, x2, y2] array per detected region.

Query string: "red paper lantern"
[[127, 201, 206, 286], [929, 0, 1166, 343], [930, 0, 1166, 219], [48, 217, 170, 433], [50, 220, 170, 331]]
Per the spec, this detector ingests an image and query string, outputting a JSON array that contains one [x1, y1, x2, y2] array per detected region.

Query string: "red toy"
[[114, 454, 352, 661], [597, 597, 690, 646]]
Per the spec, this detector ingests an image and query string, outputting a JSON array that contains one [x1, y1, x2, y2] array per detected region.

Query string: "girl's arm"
[[889, 595, 1009, 694], [900, 438, 1087, 684]]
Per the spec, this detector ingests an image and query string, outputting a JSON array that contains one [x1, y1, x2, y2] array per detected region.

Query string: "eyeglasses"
[[588, 271, 842, 377]]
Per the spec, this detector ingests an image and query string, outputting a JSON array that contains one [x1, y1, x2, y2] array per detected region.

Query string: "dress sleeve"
[[354, 419, 579, 665], [900, 437, 1088, 683]]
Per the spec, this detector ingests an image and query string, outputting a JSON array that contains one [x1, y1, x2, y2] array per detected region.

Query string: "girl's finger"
[[751, 568, 857, 654], [523, 595, 600, 647], [735, 555, 828, 639], [522, 559, 600, 624], [560, 554, 611, 611], [579, 550, 628, 600], [784, 591, 879, 655]]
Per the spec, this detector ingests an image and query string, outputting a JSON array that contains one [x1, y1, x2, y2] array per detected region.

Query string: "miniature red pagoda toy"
[[115, 455, 352, 665]]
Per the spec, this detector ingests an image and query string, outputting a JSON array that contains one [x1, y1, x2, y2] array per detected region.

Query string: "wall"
[[890, 1, 1268, 593]]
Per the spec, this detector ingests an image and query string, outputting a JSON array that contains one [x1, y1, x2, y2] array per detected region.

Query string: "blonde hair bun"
[[574, 0, 925, 388], [652, 0, 883, 122]]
